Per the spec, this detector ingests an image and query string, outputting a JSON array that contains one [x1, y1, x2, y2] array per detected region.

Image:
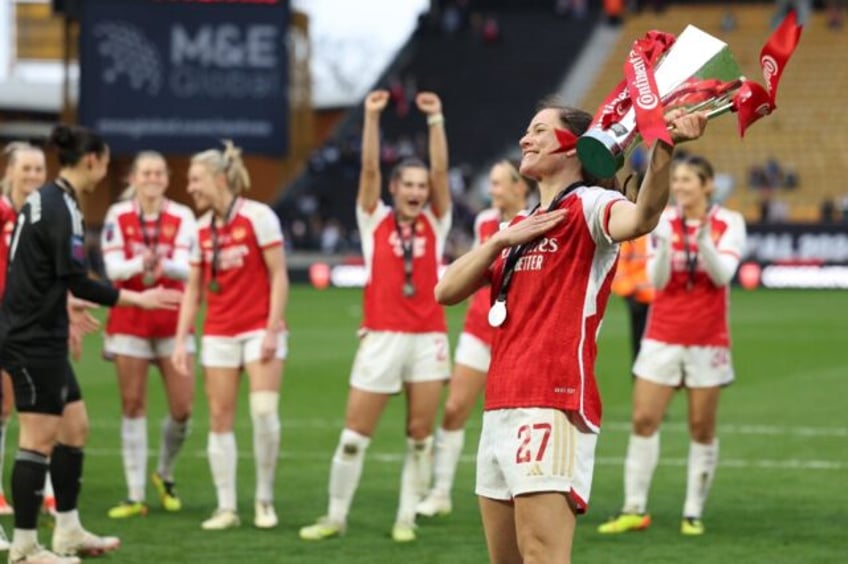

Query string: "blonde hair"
[[121, 150, 169, 201], [2, 141, 44, 196], [191, 140, 251, 194]]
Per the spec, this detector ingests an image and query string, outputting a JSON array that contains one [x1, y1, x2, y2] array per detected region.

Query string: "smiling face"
[[186, 162, 219, 213], [130, 154, 169, 202], [671, 161, 713, 210], [518, 108, 571, 181], [5, 147, 46, 199], [390, 165, 430, 221]]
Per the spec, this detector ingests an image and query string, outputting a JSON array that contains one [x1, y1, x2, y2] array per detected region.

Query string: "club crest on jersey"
[[232, 226, 247, 241], [126, 226, 135, 236], [163, 224, 176, 238]]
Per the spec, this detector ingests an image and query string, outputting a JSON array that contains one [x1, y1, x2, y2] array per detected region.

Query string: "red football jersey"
[[0, 195, 18, 297], [462, 208, 502, 345], [357, 201, 450, 333], [190, 198, 284, 337], [644, 206, 746, 347], [101, 198, 196, 338], [484, 187, 626, 432]]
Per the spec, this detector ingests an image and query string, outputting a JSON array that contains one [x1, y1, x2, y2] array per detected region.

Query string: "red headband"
[[552, 128, 578, 154]]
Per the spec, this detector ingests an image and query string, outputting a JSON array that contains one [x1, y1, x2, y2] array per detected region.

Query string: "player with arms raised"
[[300, 89, 451, 543]]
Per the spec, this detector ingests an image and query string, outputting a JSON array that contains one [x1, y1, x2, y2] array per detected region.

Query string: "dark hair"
[[389, 157, 428, 184], [49, 125, 108, 167], [675, 154, 714, 184], [535, 96, 619, 193]]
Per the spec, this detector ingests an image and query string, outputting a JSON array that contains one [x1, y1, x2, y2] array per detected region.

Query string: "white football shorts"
[[201, 330, 288, 369], [104, 334, 195, 361], [476, 407, 598, 513], [349, 331, 450, 394], [633, 338, 734, 388]]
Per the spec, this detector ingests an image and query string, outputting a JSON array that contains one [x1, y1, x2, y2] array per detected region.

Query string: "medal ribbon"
[[394, 212, 417, 296], [209, 196, 239, 289], [138, 200, 163, 267], [679, 212, 698, 291], [492, 181, 584, 307]]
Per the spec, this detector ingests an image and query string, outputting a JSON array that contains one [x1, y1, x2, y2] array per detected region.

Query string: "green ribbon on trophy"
[[577, 10, 803, 179]]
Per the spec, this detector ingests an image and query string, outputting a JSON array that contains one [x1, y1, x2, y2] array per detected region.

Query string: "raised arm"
[[607, 111, 708, 242], [416, 92, 450, 218], [358, 90, 390, 214]]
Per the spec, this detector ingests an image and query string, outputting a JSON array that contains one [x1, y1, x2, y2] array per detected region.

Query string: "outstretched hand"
[[364, 90, 390, 114], [491, 209, 567, 249], [138, 286, 182, 311], [415, 91, 442, 116]]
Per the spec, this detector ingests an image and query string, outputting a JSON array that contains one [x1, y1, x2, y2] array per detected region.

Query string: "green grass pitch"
[[6, 287, 845, 563]]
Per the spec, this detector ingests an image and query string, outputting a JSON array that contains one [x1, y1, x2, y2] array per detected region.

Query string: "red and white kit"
[[0, 195, 17, 297], [101, 198, 196, 358], [476, 187, 625, 510], [455, 208, 502, 372], [192, 198, 283, 337], [644, 206, 745, 346], [634, 206, 746, 387], [350, 201, 451, 393], [486, 188, 625, 429], [190, 198, 287, 367]]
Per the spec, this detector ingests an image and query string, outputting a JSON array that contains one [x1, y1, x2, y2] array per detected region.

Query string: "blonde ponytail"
[[191, 140, 251, 194]]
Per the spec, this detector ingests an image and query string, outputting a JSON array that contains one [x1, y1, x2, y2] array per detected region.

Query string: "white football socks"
[[431, 428, 464, 498], [683, 439, 719, 519], [121, 416, 147, 502], [623, 432, 660, 514], [207, 432, 237, 511], [250, 392, 281, 504], [327, 429, 370, 524]]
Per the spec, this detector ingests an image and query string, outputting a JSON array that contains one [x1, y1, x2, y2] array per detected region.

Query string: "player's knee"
[[249, 391, 279, 419], [250, 391, 280, 435], [632, 411, 661, 436], [688, 420, 715, 443], [337, 428, 370, 460], [122, 397, 146, 418]]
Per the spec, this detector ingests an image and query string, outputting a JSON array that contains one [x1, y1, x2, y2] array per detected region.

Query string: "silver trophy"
[[577, 25, 744, 179]]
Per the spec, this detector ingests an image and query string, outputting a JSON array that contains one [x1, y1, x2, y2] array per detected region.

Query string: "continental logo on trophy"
[[577, 11, 803, 179]]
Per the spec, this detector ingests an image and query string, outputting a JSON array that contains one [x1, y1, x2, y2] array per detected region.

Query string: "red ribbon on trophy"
[[732, 10, 803, 136], [591, 31, 676, 148]]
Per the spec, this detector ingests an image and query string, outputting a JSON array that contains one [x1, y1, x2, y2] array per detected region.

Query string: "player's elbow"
[[434, 280, 462, 306]]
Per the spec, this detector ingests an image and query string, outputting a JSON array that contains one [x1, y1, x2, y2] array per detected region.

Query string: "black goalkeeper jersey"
[[0, 179, 119, 359]]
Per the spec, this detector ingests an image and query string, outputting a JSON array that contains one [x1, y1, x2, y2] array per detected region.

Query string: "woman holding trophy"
[[598, 154, 746, 536], [435, 98, 707, 564], [101, 151, 197, 519]]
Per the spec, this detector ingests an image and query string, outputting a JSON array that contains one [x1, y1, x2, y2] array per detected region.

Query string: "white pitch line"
[[78, 448, 846, 471], [81, 418, 848, 438]]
